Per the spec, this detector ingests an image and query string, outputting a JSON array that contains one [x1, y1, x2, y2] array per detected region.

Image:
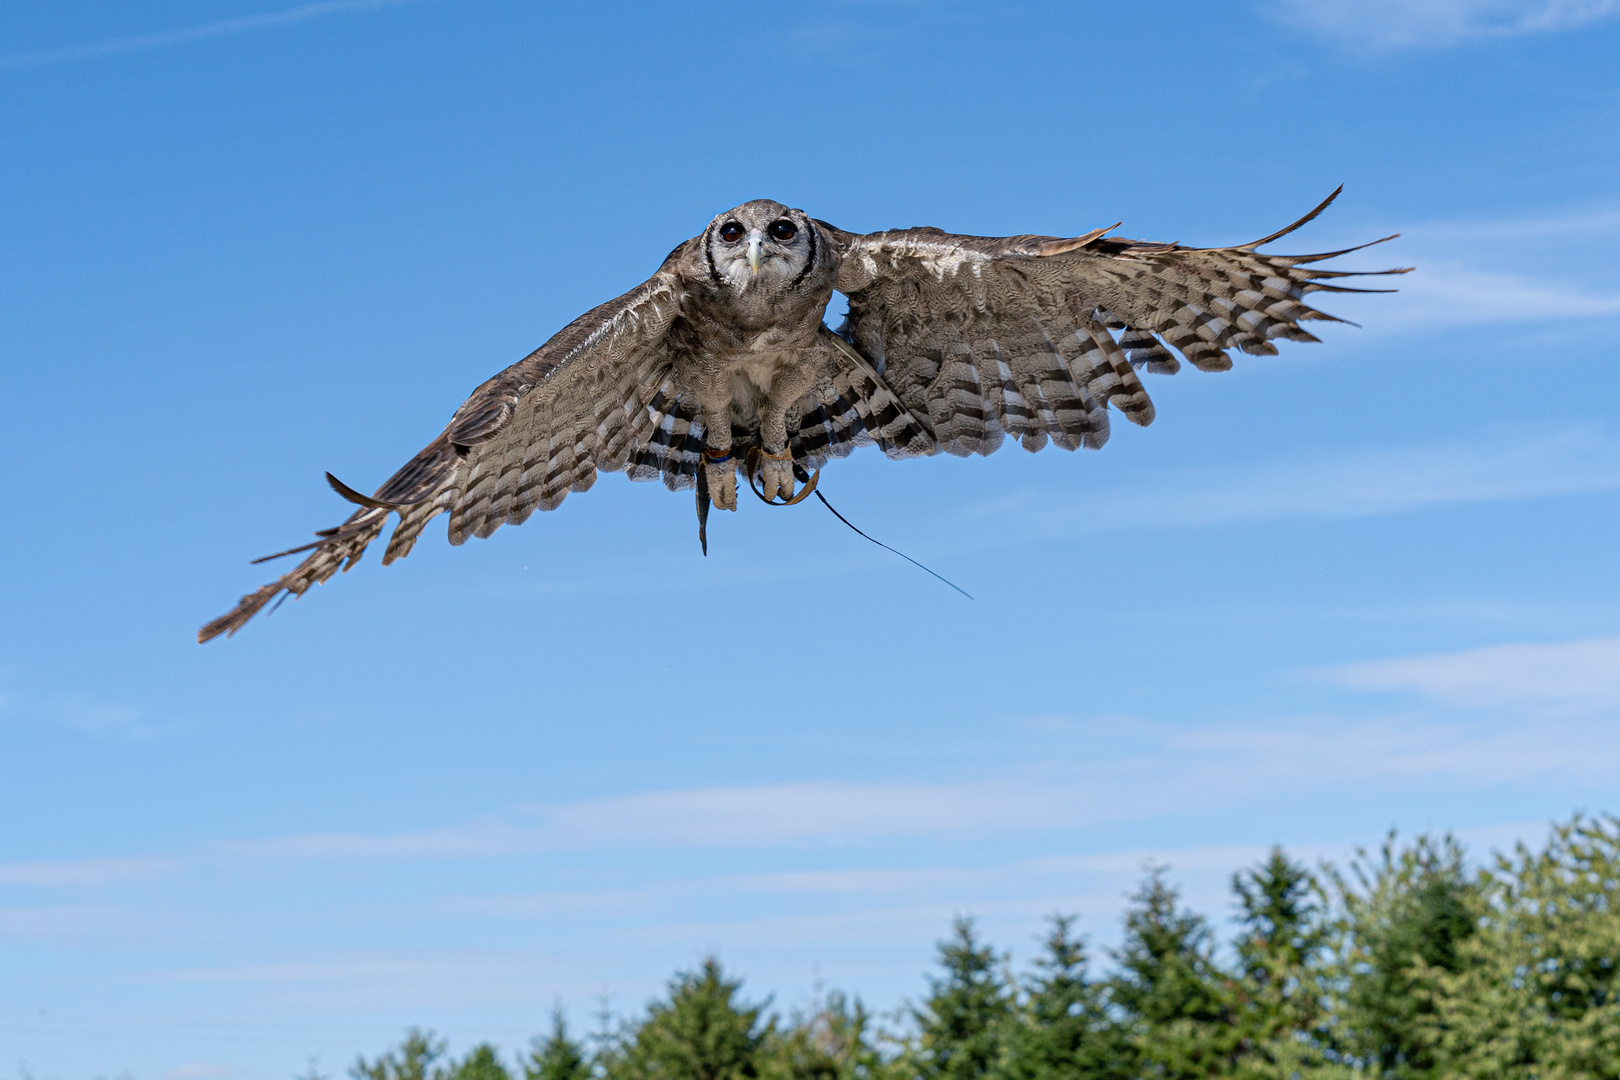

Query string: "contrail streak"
[[0, 0, 436, 72]]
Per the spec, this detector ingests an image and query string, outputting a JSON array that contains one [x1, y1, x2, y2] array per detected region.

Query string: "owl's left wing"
[[199, 241, 706, 642], [821, 188, 1407, 457]]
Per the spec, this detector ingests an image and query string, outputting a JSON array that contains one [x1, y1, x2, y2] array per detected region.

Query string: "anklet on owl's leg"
[[757, 446, 795, 502], [703, 446, 738, 511]]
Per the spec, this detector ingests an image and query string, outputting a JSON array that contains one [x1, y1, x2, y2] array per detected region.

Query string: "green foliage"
[[526, 1008, 592, 1080], [352, 1030, 512, 1080], [1425, 814, 1620, 1079], [763, 990, 895, 1080], [353, 1029, 449, 1080], [1235, 847, 1328, 974], [448, 1046, 513, 1080], [333, 812, 1620, 1080], [905, 917, 1016, 1080], [993, 915, 1133, 1080], [1228, 848, 1350, 1080], [1110, 866, 1240, 1078], [1329, 833, 1478, 1078], [603, 957, 770, 1080]]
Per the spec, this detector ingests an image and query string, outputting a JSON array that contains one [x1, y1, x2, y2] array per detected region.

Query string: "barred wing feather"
[[197, 251, 696, 642], [826, 188, 1409, 458]]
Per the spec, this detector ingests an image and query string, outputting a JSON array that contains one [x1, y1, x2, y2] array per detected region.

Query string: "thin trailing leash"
[[807, 487, 973, 601], [721, 447, 973, 601]]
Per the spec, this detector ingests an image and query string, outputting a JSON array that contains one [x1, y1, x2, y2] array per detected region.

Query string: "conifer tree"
[[1228, 848, 1348, 1079], [993, 915, 1133, 1080], [331, 812, 1620, 1080], [906, 917, 1015, 1080], [352, 1029, 449, 1080], [1109, 867, 1238, 1078], [1330, 833, 1476, 1078], [448, 1046, 513, 1080], [604, 957, 770, 1080], [526, 1008, 593, 1080]]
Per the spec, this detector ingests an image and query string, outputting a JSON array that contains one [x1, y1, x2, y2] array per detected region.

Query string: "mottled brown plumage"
[[199, 190, 1406, 642]]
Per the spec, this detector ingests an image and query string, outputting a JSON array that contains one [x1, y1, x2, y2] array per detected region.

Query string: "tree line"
[[343, 813, 1619, 1080]]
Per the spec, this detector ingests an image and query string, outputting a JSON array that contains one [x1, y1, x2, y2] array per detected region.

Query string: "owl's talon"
[[707, 461, 738, 511], [703, 446, 739, 511], [759, 450, 794, 502]]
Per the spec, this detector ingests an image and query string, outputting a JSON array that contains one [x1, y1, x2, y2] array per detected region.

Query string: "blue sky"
[[3, 0, 1620, 1076]]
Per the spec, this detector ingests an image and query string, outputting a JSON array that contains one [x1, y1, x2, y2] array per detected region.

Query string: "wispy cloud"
[[1307, 204, 1620, 334], [1179, 713, 1620, 783], [1400, 206, 1620, 243], [1274, 0, 1620, 50], [0, 0, 435, 73], [9, 709, 1608, 894], [47, 695, 163, 738], [443, 845, 1312, 937], [214, 816, 537, 860], [163, 952, 623, 1010], [1380, 263, 1620, 329], [65, 825, 1560, 1012], [10, 656, 1617, 904], [159, 1066, 232, 1080], [971, 426, 1620, 540], [0, 856, 175, 887], [0, 902, 149, 940], [214, 779, 1105, 861], [1320, 636, 1620, 709], [1, 688, 170, 739], [537, 780, 1084, 847]]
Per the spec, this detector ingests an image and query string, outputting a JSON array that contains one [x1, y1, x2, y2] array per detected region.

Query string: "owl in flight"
[[199, 188, 1403, 642]]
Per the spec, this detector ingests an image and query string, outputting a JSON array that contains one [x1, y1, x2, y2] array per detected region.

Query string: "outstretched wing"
[[199, 241, 702, 642], [822, 188, 1408, 458]]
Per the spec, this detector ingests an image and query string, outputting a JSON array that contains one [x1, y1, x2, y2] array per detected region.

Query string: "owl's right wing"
[[822, 188, 1408, 458], [199, 239, 708, 642]]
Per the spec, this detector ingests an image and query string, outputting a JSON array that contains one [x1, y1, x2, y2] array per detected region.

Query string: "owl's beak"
[[746, 229, 764, 276]]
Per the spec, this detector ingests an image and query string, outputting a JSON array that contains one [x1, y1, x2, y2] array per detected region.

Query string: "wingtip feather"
[[1241, 185, 1345, 249]]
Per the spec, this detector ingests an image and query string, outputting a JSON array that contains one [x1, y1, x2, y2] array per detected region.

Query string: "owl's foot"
[[704, 450, 738, 511], [757, 447, 795, 502]]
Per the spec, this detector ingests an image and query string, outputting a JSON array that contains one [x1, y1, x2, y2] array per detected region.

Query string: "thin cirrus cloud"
[[95, 829, 1541, 1012], [0, 855, 176, 887], [215, 779, 1104, 862], [536, 779, 1086, 847], [0, 780, 1125, 891], [1320, 636, 1620, 709], [161, 953, 588, 1011], [1297, 203, 1620, 333], [7, 713, 1618, 896], [1379, 262, 1620, 329], [1272, 0, 1620, 49], [1, 690, 170, 739], [157, 1066, 231, 1080], [973, 425, 1620, 539], [254, 718, 1620, 856], [0, 0, 436, 72]]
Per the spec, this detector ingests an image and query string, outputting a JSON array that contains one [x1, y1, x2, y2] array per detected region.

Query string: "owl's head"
[[704, 200, 817, 293]]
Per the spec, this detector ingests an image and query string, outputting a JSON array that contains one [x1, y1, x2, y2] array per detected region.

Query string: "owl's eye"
[[768, 219, 798, 242], [719, 222, 745, 243]]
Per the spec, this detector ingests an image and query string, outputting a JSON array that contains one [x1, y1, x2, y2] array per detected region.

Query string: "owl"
[[199, 189, 1404, 641]]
